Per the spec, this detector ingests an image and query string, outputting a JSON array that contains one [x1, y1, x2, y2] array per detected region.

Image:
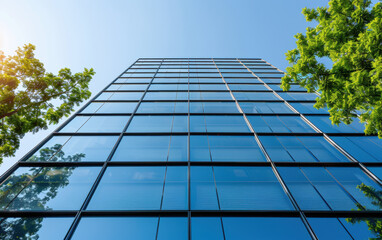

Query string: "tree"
[[282, 0, 382, 137], [0, 44, 95, 164]]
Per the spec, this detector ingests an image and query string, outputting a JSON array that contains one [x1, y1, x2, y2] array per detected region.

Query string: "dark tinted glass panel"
[[239, 102, 292, 113], [81, 102, 137, 114], [0, 166, 100, 210], [190, 115, 250, 133], [190, 135, 266, 162], [259, 136, 349, 162], [191, 217, 224, 240], [60, 116, 129, 133], [87, 166, 187, 210], [222, 217, 311, 240], [72, 217, 158, 239], [126, 115, 188, 132], [112, 135, 187, 162], [27, 136, 118, 162], [233, 92, 278, 100], [190, 102, 239, 113], [331, 136, 382, 162], [0, 217, 74, 240], [307, 116, 365, 133], [214, 167, 294, 210], [248, 116, 315, 133]]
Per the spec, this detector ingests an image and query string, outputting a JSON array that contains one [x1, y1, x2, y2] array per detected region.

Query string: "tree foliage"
[[282, 0, 382, 137], [0, 44, 95, 163]]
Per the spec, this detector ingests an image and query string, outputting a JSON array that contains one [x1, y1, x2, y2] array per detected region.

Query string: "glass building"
[[1, 58, 382, 239]]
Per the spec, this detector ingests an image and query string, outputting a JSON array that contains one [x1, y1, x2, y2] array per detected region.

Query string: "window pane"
[[60, 116, 130, 133], [126, 115, 188, 132], [190, 135, 266, 162], [27, 136, 118, 162], [96, 92, 144, 100], [248, 116, 315, 133], [189, 78, 224, 83], [106, 84, 147, 91], [306, 116, 365, 133], [138, 102, 188, 113], [157, 217, 188, 240], [149, 84, 188, 90], [72, 217, 158, 239], [214, 167, 294, 210], [0, 217, 74, 240], [0, 166, 100, 210], [233, 92, 278, 100], [228, 84, 268, 91], [239, 102, 293, 113], [190, 115, 250, 133], [259, 136, 349, 162], [112, 136, 187, 162], [190, 102, 239, 113], [278, 92, 318, 101], [191, 217, 224, 240], [189, 84, 227, 91], [189, 92, 233, 100], [144, 92, 188, 100], [87, 166, 187, 210], [331, 136, 382, 162], [222, 217, 311, 240], [368, 167, 382, 180], [290, 102, 328, 114], [82, 102, 137, 114], [191, 167, 219, 210]]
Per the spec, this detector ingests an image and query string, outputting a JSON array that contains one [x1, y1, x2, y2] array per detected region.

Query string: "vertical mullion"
[[187, 58, 192, 240]]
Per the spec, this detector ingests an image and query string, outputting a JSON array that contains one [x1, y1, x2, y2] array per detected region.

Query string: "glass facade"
[[0, 58, 381, 239]]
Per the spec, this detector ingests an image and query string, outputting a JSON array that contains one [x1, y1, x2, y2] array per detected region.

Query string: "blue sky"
[[0, 0, 334, 173]]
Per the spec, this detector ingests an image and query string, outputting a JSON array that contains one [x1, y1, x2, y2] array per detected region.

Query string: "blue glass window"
[[153, 78, 188, 83], [278, 92, 318, 101], [248, 116, 315, 133], [126, 115, 188, 132], [239, 102, 293, 113], [331, 136, 382, 162], [106, 84, 147, 91], [72, 217, 158, 239], [81, 102, 137, 114], [112, 135, 187, 162], [96, 92, 144, 101], [138, 102, 188, 113], [256, 73, 284, 78], [87, 166, 187, 210], [278, 167, 382, 211], [290, 102, 328, 114], [27, 136, 118, 162], [259, 136, 349, 162], [222, 72, 254, 78], [149, 84, 188, 90], [367, 167, 382, 180], [190, 167, 219, 210], [189, 84, 227, 90], [225, 78, 261, 83], [229, 84, 268, 91], [190, 135, 266, 162], [308, 217, 382, 240], [222, 217, 311, 240], [214, 166, 294, 210], [191, 218, 224, 240], [144, 91, 188, 100], [189, 78, 223, 83], [307, 116, 365, 133], [189, 92, 232, 100], [190, 115, 250, 133], [0, 217, 74, 240], [269, 84, 307, 91], [115, 78, 152, 83], [0, 166, 100, 210], [157, 217, 188, 240], [233, 92, 278, 100], [60, 115, 130, 133], [190, 102, 239, 113]]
